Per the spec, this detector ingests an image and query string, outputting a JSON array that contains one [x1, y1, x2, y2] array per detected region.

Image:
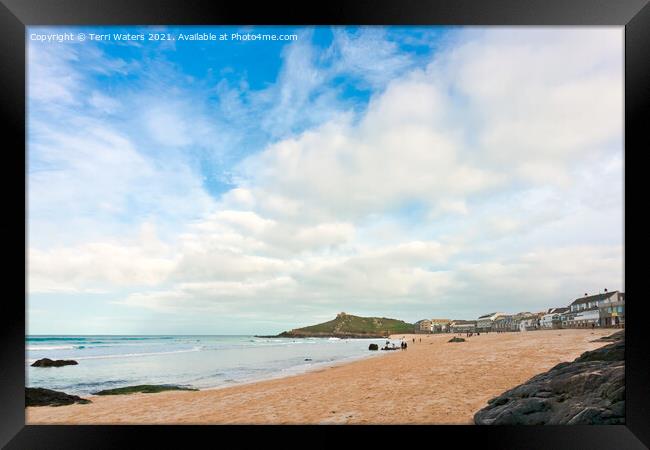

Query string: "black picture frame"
[[1, 0, 647, 448]]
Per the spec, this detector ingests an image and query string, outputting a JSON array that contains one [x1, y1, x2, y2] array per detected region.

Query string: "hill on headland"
[[261, 312, 415, 338]]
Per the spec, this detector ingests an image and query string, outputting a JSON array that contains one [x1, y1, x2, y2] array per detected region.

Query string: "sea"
[[26, 335, 402, 395]]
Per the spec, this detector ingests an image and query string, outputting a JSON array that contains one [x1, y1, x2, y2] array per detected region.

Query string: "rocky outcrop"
[[26, 387, 91, 407], [31, 358, 78, 367], [92, 384, 198, 395], [368, 343, 379, 350], [474, 332, 625, 425]]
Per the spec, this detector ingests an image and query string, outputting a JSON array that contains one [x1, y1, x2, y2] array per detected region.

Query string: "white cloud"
[[452, 245, 624, 308], [439, 28, 623, 182], [29, 223, 177, 293], [328, 27, 415, 88], [239, 105, 502, 221], [88, 91, 122, 113], [28, 43, 80, 105], [28, 118, 216, 247], [115, 239, 456, 314]]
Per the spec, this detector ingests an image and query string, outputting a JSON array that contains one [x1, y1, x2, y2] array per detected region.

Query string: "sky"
[[26, 26, 624, 335]]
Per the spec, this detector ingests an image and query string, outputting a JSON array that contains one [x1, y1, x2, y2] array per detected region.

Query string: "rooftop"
[[478, 312, 498, 319], [570, 291, 618, 305]]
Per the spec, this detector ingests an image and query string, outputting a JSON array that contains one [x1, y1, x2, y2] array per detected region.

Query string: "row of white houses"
[[414, 290, 625, 334]]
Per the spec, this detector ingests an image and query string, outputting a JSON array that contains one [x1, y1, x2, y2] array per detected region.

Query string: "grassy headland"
[[261, 312, 415, 338]]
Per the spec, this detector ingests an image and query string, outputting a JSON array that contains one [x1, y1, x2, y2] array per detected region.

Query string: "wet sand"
[[27, 328, 615, 424]]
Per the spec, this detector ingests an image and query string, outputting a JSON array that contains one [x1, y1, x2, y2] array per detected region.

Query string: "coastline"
[[27, 329, 616, 424], [196, 349, 390, 393]]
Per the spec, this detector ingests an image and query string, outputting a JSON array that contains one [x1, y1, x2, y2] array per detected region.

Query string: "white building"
[[568, 291, 620, 328], [518, 317, 534, 332], [518, 313, 543, 332], [430, 319, 451, 333], [569, 291, 617, 313], [540, 307, 569, 329], [571, 309, 601, 327], [415, 319, 433, 333], [450, 320, 476, 333], [476, 312, 506, 332], [599, 291, 625, 327]]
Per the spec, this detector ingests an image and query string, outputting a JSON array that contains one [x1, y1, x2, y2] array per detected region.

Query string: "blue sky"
[[27, 26, 623, 334]]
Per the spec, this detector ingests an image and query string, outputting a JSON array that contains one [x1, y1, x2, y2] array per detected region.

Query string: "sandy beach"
[[27, 328, 616, 424]]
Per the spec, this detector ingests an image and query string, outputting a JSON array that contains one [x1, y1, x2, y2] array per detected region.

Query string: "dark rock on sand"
[[368, 343, 379, 350], [26, 387, 91, 407], [92, 384, 198, 395], [448, 337, 466, 343], [474, 332, 625, 425], [31, 358, 78, 367]]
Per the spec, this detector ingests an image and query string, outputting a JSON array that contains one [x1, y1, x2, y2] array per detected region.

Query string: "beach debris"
[[31, 358, 78, 367], [474, 332, 625, 425], [368, 343, 379, 351], [26, 387, 91, 407], [92, 384, 198, 395], [448, 337, 466, 343]]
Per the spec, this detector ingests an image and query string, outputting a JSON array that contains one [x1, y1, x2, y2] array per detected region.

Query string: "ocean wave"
[[27, 337, 88, 342], [26, 345, 75, 351], [26, 336, 179, 343], [26, 346, 204, 364], [73, 346, 204, 361]]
